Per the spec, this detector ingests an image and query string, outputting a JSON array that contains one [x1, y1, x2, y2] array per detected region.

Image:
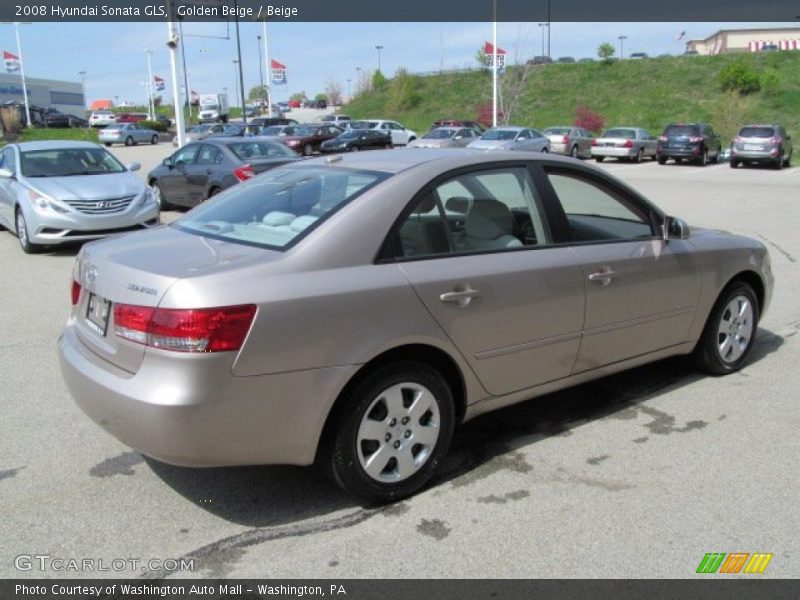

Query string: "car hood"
[[468, 139, 514, 150], [27, 172, 144, 201]]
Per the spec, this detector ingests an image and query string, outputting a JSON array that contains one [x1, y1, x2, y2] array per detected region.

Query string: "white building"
[[686, 27, 800, 55]]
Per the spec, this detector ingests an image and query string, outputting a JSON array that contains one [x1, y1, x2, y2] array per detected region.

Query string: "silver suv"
[[731, 124, 793, 169]]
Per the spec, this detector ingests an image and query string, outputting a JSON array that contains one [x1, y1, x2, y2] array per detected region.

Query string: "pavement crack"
[[757, 234, 796, 263]]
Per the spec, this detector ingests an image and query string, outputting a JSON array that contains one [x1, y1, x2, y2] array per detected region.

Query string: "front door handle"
[[588, 269, 617, 285], [439, 288, 480, 306]]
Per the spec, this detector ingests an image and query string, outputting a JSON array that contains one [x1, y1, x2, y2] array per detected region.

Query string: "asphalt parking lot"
[[1, 145, 798, 579]]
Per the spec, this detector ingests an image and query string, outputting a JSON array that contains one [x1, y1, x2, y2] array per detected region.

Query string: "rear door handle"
[[439, 288, 481, 306]]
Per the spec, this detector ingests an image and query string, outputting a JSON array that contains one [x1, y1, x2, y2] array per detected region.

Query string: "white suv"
[[89, 111, 116, 127]]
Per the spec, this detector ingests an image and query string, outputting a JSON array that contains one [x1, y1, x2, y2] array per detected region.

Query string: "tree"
[[325, 79, 343, 106], [598, 42, 615, 62], [372, 69, 387, 91], [719, 62, 761, 95], [248, 85, 267, 101], [574, 105, 605, 134], [475, 47, 489, 70], [387, 68, 419, 113]]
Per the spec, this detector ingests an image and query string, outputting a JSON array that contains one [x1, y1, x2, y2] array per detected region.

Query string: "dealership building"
[[686, 27, 800, 55], [0, 73, 84, 116]]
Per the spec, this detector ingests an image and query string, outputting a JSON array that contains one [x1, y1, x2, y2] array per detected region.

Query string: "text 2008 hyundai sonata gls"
[[59, 149, 773, 502]]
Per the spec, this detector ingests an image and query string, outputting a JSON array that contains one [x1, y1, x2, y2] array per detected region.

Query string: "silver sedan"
[[59, 149, 772, 503], [408, 127, 480, 148], [543, 126, 594, 158], [591, 127, 658, 162], [467, 126, 550, 152], [0, 141, 160, 253], [98, 123, 160, 147]]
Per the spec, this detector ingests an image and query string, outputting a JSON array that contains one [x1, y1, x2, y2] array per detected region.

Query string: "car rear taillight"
[[233, 164, 255, 182], [689, 136, 703, 143], [562, 135, 570, 144], [591, 139, 598, 146], [658, 135, 668, 142], [114, 304, 256, 353], [71, 280, 81, 306], [622, 139, 634, 148], [734, 136, 743, 144]]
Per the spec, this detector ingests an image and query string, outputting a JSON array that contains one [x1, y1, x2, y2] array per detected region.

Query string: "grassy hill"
[[345, 52, 800, 143]]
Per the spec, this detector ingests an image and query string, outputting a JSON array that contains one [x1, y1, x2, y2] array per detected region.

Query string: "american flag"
[[4, 51, 20, 73], [676, 31, 686, 41]]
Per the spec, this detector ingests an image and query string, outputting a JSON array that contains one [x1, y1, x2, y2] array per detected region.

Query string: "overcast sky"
[[1, 21, 794, 106]]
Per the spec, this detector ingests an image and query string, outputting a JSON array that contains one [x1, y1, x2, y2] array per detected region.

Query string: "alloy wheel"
[[717, 295, 754, 364]]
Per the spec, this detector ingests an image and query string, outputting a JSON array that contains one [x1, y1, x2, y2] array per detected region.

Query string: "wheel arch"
[[315, 343, 468, 463], [724, 269, 765, 314]]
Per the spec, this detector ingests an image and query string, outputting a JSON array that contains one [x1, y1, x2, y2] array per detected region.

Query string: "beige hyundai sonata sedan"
[[59, 149, 773, 503]]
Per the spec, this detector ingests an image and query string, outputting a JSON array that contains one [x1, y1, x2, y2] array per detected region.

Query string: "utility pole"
[[4, 22, 32, 127], [166, 0, 186, 147], [178, 17, 192, 118], [233, 0, 247, 123], [491, 3, 497, 128], [375, 45, 384, 72], [145, 49, 155, 119], [261, 20, 271, 115], [257, 34, 266, 111], [618, 35, 628, 59]]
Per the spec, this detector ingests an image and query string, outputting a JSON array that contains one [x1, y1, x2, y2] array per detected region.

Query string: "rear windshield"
[[602, 129, 636, 139], [261, 126, 284, 135], [227, 141, 296, 160], [284, 125, 317, 136], [349, 121, 378, 130], [174, 166, 387, 250], [664, 125, 701, 137], [21, 147, 126, 177], [423, 129, 457, 139], [739, 126, 776, 138], [482, 129, 518, 140], [544, 127, 570, 135]]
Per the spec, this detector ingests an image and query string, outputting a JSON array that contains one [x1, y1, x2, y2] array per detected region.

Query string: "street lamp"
[[347, 78, 351, 99], [375, 45, 384, 72], [145, 49, 155, 119], [233, 60, 241, 116], [78, 71, 87, 110], [618, 35, 628, 60]]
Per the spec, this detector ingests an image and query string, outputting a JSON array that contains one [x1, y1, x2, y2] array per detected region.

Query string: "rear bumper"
[[591, 147, 637, 158], [657, 144, 703, 158], [731, 148, 780, 162], [58, 326, 355, 467]]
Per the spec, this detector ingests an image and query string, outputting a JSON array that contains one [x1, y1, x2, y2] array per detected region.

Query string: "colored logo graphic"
[[696, 552, 773, 574]]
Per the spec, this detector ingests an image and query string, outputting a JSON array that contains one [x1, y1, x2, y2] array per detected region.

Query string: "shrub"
[[139, 119, 167, 132], [387, 68, 420, 112], [598, 42, 615, 63], [719, 62, 761, 95], [760, 69, 782, 97], [574, 105, 605, 134]]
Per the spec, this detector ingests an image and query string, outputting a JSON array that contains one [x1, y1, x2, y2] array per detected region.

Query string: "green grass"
[[346, 52, 800, 143], [18, 128, 99, 142]]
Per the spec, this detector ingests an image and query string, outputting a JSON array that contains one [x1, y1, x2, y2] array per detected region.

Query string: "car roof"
[[15, 140, 101, 151], [301, 147, 584, 175], [490, 126, 525, 131]]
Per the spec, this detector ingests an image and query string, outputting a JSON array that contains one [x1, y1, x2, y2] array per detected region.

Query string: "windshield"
[[201, 104, 219, 111], [262, 126, 284, 136], [481, 129, 518, 141], [222, 124, 244, 134], [227, 141, 297, 160], [424, 129, 456, 140], [285, 126, 316, 136], [339, 130, 361, 140], [602, 129, 636, 139], [739, 126, 775, 138], [349, 121, 377, 130], [175, 166, 387, 250], [544, 127, 570, 135], [21, 147, 126, 177]]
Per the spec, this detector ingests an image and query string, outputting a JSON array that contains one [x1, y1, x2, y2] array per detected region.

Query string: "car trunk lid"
[[72, 225, 277, 373]]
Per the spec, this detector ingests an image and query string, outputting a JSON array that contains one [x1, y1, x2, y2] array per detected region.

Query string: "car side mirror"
[[664, 216, 690, 240], [126, 162, 141, 172], [163, 157, 174, 168], [0, 167, 13, 178]]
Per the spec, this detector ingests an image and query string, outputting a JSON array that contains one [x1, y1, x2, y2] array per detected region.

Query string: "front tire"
[[124, 136, 134, 147], [657, 155, 667, 165], [151, 135, 159, 145], [104, 142, 112, 147], [594, 156, 604, 163], [16, 209, 40, 254], [303, 143, 313, 156], [323, 361, 455, 504], [693, 281, 759, 375], [570, 145, 579, 158]]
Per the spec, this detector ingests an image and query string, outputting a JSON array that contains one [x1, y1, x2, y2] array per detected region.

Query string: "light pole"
[[618, 35, 628, 60], [257, 34, 266, 111], [233, 60, 241, 115], [145, 49, 155, 119], [178, 17, 192, 118], [260, 20, 271, 115], [546, 0, 551, 57], [78, 71, 87, 110], [346, 78, 351, 100], [233, 0, 247, 123], [2, 22, 31, 127], [375, 45, 384, 73], [537, 23, 548, 56], [165, 2, 186, 147]]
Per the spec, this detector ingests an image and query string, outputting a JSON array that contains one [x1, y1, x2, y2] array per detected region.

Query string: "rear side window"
[[227, 141, 296, 159], [739, 127, 776, 138]]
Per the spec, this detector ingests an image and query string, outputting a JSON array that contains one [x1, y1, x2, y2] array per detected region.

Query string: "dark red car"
[[277, 123, 343, 156], [115, 112, 149, 124]]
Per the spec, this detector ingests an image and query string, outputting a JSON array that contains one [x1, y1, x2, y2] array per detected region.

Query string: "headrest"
[[445, 196, 471, 214], [414, 194, 437, 214], [262, 211, 295, 226], [466, 199, 514, 240]]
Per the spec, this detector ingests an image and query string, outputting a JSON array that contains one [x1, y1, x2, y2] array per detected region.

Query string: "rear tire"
[[321, 361, 455, 504], [207, 186, 221, 199], [350, 145, 359, 152], [104, 143, 112, 147], [784, 151, 792, 167], [570, 145, 579, 158], [657, 155, 667, 165], [150, 181, 169, 211], [151, 135, 158, 145], [693, 281, 759, 375], [303, 143, 313, 156], [595, 156, 604, 163], [635, 148, 643, 163], [730, 159, 739, 169]]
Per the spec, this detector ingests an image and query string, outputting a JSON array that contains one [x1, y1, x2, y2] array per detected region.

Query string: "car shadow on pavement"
[[145, 326, 785, 523]]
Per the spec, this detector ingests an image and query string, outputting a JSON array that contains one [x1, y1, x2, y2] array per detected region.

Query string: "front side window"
[[388, 167, 551, 260], [173, 145, 199, 165], [547, 172, 655, 242], [175, 166, 386, 250]]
